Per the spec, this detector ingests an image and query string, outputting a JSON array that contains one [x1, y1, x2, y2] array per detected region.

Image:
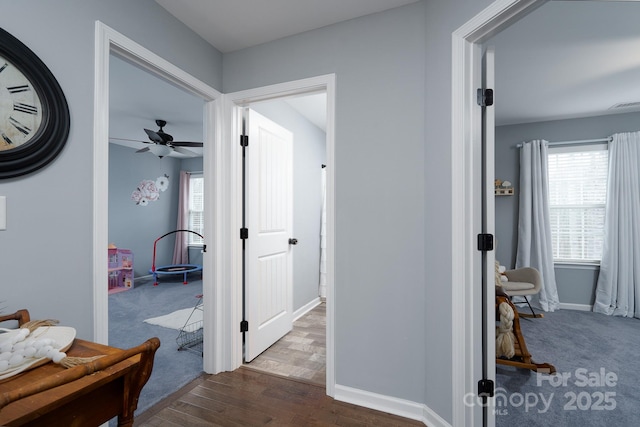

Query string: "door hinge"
[[240, 228, 248, 240], [477, 233, 494, 251], [240, 320, 249, 332], [240, 135, 249, 147], [477, 88, 494, 107], [478, 379, 495, 398]]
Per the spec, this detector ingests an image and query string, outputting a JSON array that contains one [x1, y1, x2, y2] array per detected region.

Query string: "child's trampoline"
[[149, 230, 204, 286]]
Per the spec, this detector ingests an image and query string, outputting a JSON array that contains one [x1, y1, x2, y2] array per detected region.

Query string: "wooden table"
[[0, 337, 160, 427]]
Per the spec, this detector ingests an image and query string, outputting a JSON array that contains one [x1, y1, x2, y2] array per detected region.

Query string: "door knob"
[[288, 238, 298, 245]]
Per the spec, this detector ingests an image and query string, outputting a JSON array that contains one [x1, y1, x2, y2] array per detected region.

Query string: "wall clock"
[[0, 27, 70, 179]]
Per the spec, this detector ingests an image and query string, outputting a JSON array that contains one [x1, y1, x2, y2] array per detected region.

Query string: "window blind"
[[188, 175, 204, 245], [547, 144, 608, 262]]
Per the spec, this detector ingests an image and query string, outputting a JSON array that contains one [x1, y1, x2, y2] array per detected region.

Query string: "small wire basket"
[[176, 295, 203, 356], [176, 320, 203, 355]]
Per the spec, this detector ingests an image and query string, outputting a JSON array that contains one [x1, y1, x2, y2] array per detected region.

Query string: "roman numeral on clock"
[[9, 117, 31, 135], [13, 102, 38, 115], [1, 132, 13, 145], [7, 85, 30, 94], [0, 63, 7, 74]]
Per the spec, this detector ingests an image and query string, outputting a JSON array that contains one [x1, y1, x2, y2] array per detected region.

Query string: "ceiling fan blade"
[[109, 137, 150, 144], [172, 146, 199, 156], [135, 147, 151, 153], [144, 128, 165, 144], [171, 141, 203, 147]]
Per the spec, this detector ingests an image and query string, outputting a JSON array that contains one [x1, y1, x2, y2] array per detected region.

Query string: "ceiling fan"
[[110, 119, 203, 157]]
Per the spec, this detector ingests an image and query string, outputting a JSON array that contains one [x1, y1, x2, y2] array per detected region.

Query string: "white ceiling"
[[110, 0, 640, 158], [491, 0, 640, 126], [154, 0, 421, 53]]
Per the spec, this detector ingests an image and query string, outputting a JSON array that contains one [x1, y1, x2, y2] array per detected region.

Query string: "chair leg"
[[518, 296, 544, 319]]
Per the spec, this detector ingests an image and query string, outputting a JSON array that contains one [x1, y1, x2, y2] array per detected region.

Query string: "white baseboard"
[[293, 297, 321, 321], [334, 384, 451, 427], [560, 302, 593, 312]]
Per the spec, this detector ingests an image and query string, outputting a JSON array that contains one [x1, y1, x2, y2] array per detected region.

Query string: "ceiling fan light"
[[148, 145, 172, 157]]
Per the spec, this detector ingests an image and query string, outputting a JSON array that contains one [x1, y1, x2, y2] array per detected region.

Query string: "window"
[[547, 144, 608, 263], [188, 173, 204, 245]]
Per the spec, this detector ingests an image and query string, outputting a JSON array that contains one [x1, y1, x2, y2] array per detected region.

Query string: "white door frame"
[[223, 74, 337, 396], [93, 22, 225, 373], [451, 1, 548, 426]]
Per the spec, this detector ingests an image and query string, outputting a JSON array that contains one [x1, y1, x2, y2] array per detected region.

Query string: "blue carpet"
[[496, 308, 640, 426], [108, 276, 204, 421]]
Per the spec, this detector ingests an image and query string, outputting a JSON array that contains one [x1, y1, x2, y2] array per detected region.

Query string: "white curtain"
[[516, 140, 560, 312], [172, 171, 190, 265], [593, 131, 640, 318], [319, 168, 327, 298]]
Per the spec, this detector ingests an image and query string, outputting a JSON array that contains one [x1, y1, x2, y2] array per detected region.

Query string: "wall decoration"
[[495, 179, 514, 196], [0, 28, 70, 179], [155, 174, 169, 192], [131, 175, 169, 206]]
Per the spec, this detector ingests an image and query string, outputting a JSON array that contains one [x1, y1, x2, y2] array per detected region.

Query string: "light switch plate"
[[0, 196, 6, 230]]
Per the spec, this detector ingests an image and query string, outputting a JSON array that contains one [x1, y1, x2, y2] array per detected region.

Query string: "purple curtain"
[[172, 171, 190, 264]]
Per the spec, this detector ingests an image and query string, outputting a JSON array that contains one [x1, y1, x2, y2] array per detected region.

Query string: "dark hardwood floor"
[[135, 368, 423, 426], [135, 302, 422, 426]]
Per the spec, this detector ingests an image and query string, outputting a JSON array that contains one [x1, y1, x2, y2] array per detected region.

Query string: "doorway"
[[93, 20, 221, 390], [106, 50, 208, 412], [454, 0, 638, 426], [224, 74, 336, 395], [451, 1, 546, 426], [488, 2, 640, 427], [240, 97, 328, 386]]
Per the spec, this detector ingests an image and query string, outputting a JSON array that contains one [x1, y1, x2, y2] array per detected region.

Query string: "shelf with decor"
[[495, 187, 514, 196], [495, 179, 514, 196]]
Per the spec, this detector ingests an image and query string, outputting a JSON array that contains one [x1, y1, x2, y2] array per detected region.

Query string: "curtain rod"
[[185, 170, 203, 174], [516, 137, 611, 148]]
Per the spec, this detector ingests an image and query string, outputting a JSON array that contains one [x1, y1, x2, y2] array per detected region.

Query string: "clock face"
[[0, 53, 44, 151], [0, 27, 69, 179]]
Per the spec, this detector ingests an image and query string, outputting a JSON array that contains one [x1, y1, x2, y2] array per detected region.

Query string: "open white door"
[[480, 46, 496, 427], [244, 109, 294, 362]]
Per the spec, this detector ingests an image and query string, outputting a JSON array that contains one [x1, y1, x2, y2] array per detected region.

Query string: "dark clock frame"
[[0, 27, 70, 179]]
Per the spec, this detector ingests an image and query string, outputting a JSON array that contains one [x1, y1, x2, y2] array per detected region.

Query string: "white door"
[[481, 46, 496, 427], [245, 109, 294, 362]]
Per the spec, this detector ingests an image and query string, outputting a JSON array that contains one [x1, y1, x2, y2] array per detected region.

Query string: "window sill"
[[554, 261, 600, 270]]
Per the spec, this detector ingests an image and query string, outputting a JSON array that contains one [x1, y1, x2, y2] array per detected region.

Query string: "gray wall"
[[180, 157, 203, 173], [495, 111, 640, 306], [423, 2, 493, 419], [252, 101, 326, 312], [0, 0, 222, 340]]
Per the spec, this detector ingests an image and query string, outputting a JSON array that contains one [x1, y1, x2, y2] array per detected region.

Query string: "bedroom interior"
[[489, 1, 640, 425], [107, 49, 328, 416]]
